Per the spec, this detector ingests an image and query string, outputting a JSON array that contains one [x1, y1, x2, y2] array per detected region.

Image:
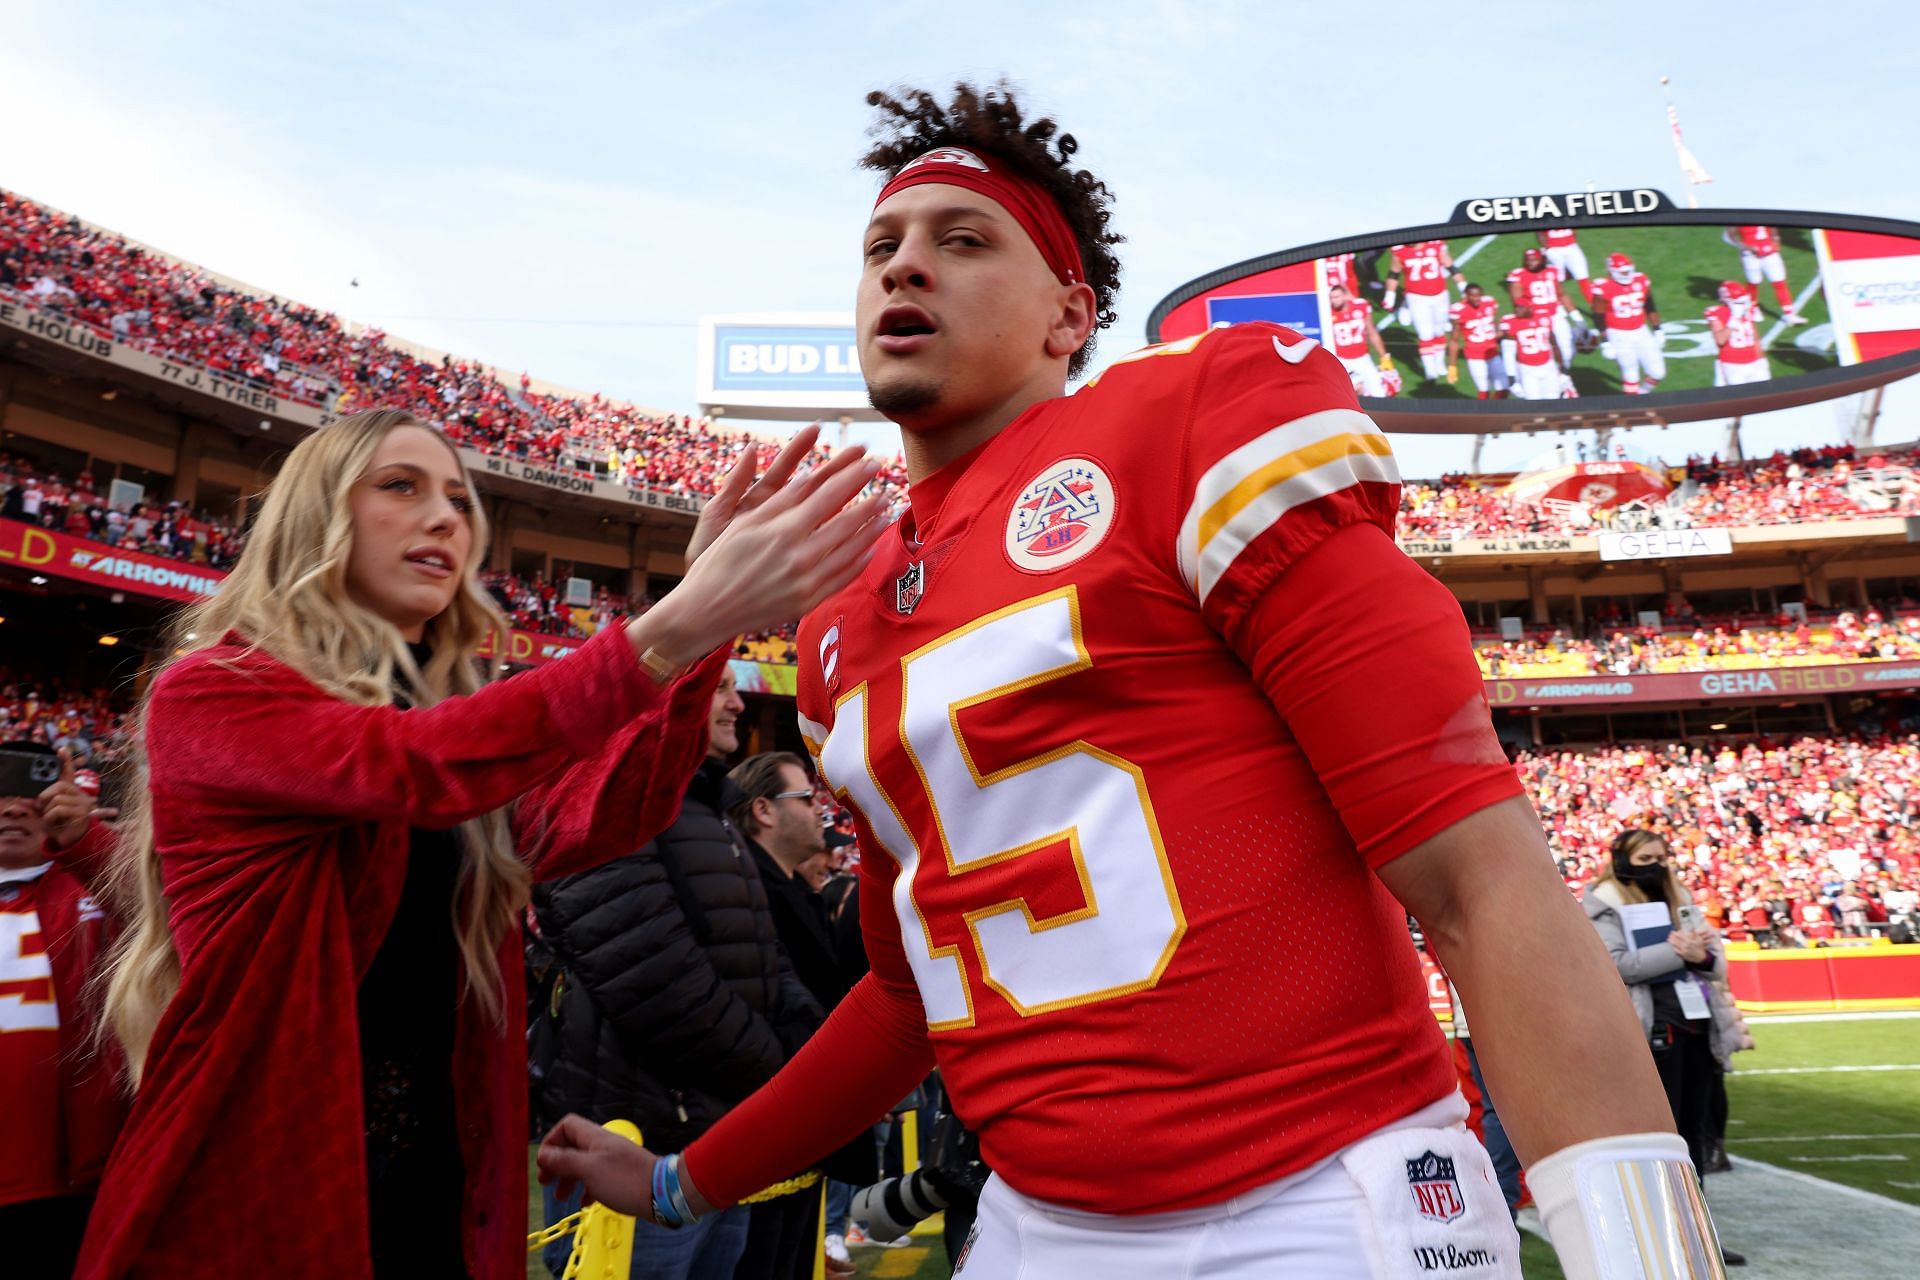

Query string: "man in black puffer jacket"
[[530, 668, 822, 1280]]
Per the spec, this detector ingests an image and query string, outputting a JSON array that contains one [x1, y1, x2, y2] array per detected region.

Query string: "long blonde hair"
[[102, 409, 529, 1083]]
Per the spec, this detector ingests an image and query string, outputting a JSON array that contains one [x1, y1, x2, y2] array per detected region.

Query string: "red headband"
[[874, 147, 1086, 287]]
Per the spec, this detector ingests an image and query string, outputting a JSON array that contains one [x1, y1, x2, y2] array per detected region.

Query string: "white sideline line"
[[1727, 1154, 1920, 1220], [1739, 1064, 1920, 1076], [1453, 234, 1498, 269], [1732, 1133, 1920, 1144], [1789, 1153, 1908, 1163], [1761, 270, 1824, 348], [1746, 1011, 1920, 1024]]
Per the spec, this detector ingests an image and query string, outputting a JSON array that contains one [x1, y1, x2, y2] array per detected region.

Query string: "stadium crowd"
[[1476, 608, 1920, 677], [0, 455, 241, 569], [0, 670, 129, 767], [1523, 732, 1920, 947], [1401, 444, 1919, 540], [9, 188, 1920, 544]]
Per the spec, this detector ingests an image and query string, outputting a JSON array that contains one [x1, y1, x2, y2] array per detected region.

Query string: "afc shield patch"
[[1406, 1150, 1466, 1224], [1003, 456, 1116, 573]]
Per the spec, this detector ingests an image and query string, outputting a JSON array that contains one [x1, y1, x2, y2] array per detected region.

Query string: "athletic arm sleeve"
[[679, 970, 935, 1208], [1225, 522, 1522, 868]]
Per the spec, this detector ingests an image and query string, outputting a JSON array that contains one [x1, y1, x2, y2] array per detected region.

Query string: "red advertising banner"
[[1485, 660, 1920, 707], [0, 518, 224, 603], [0, 517, 582, 667]]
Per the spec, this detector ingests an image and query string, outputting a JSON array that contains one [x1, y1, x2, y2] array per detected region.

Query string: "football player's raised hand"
[[535, 1114, 656, 1220]]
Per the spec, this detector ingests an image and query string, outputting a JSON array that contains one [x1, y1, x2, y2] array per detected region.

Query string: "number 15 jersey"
[[795, 322, 1519, 1214]]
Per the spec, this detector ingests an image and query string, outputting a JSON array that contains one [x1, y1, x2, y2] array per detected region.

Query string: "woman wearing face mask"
[[76, 409, 890, 1280], [1583, 828, 1748, 1266]]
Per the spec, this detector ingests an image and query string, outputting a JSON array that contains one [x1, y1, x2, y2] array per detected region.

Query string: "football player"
[[1500, 303, 1566, 400], [1448, 283, 1509, 398], [1321, 250, 1361, 299], [539, 83, 1724, 1279], [1383, 238, 1465, 382], [1537, 227, 1593, 303], [1326, 282, 1394, 397], [1506, 247, 1583, 368], [1706, 281, 1772, 385], [1590, 253, 1666, 395], [1723, 225, 1804, 323]]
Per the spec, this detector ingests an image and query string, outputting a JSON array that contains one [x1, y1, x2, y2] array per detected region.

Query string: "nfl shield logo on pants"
[[1406, 1150, 1465, 1224], [895, 561, 925, 615]]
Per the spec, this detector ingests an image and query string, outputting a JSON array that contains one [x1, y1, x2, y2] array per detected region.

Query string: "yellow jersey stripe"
[[1196, 431, 1395, 554]]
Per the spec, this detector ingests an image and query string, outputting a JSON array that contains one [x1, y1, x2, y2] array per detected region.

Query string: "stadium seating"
[[8, 188, 1914, 537], [1522, 733, 1920, 946], [1475, 610, 1920, 677]]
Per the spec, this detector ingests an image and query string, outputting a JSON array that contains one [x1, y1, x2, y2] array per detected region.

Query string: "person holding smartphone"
[[1584, 829, 1747, 1266], [77, 408, 890, 1280]]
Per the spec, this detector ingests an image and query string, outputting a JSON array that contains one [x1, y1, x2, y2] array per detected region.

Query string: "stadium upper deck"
[[3, 183, 1919, 744]]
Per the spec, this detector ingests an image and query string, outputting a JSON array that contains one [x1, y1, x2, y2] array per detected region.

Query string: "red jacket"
[[75, 624, 725, 1279]]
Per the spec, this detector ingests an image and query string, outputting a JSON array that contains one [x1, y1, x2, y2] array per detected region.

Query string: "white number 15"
[[817, 588, 1186, 1030]]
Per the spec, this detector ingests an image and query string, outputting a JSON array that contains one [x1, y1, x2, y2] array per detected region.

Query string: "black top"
[[359, 647, 468, 1279], [528, 758, 823, 1153], [746, 836, 846, 1013]]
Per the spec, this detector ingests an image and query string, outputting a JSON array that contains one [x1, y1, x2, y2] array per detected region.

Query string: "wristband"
[[651, 1152, 682, 1228], [637, 645, 691, 686], [1528, 1133, 1725, 1279], [660, 1153, 700, 1228]]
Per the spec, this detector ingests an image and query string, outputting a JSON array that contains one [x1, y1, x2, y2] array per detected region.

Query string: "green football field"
[[1372, 224, 1836, 399], [529, 1017, 1920, 1279]]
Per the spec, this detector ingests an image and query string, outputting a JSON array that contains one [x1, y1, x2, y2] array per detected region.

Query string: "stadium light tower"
[[1851, 386, 1884, 448]]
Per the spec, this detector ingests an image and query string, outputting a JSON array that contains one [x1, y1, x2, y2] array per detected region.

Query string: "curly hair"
[[861, 82, 1123, 378]]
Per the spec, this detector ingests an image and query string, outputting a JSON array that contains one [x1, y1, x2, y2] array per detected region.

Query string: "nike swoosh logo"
[[1272, 334, 1318, 363]]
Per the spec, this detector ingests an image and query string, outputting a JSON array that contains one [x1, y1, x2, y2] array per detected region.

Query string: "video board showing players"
[[1315, 224, 1836, 403]]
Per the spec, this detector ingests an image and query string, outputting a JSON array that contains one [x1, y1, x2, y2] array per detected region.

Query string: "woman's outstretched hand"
[[635, 426, 893, 667]]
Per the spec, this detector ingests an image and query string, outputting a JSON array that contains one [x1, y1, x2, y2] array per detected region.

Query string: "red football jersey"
[[1592, 275, 1653, 330], [1450, 298, 1501, 358], [1706, 302, 1764, 363], [1500, 311, 1558, 365], [1391, 241, 1451, 296], [1733, 225, 1781, 257], [1540, 227, 1579, 248], [0, 875, 66, 1207], [795, 323, 1514, 1213], [1327, 298, 1373, 359], [1506, 264, 1566, 316], [1322, 252, 1359, 296]]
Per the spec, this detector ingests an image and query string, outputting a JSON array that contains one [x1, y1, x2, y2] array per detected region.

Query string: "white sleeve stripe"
[[1177, 408, 1388, 591], [796, 711, 830, 745], [1196, 450, 1402, 605]]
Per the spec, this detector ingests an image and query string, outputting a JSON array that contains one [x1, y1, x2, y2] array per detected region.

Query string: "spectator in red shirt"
[[0, 744, 124, 1280]]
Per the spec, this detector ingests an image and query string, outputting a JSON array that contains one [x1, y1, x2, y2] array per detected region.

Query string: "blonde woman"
[[74, 410, 888, 1280]]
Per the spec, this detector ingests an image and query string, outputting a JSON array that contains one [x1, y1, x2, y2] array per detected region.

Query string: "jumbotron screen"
[[1148, 190, 1920, 431]]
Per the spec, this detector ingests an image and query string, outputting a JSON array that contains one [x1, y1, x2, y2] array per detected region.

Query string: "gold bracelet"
[[637, 645, 690, 685]]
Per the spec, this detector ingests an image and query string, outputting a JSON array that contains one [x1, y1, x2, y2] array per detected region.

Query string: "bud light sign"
[[697, 313, 881, 420]]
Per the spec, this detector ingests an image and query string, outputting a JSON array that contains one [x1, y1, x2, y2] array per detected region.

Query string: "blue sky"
[[4, 0, 1915, 476]]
